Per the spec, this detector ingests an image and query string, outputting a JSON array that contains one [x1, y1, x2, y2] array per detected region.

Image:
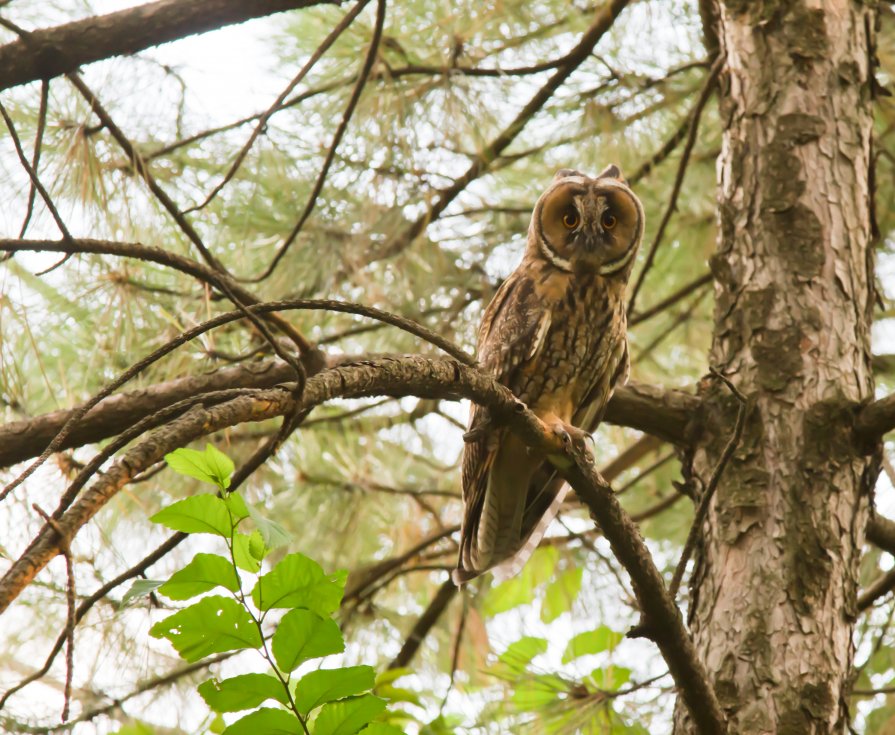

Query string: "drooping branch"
[[0, 355, 722, 732], [0, 0, 333, 92]]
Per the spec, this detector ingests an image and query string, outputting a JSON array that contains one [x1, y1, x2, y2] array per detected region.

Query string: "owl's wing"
[[458, 270, 550, 579]]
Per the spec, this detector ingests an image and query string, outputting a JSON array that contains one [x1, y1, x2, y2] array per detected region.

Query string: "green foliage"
[[562, 626, 624, 663], [164, 445, 235, 490], [140, 449, 397, 734]]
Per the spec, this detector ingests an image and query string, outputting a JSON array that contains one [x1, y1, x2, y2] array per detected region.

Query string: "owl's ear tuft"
[[553, 168, 584, 181], [596, 164, 624, 181]]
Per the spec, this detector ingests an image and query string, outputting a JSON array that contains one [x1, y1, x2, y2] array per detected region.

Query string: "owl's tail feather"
[[489, 481, 571, 583]]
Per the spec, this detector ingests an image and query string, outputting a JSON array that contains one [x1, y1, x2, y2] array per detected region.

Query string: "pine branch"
[[0, 0, 335, 92]]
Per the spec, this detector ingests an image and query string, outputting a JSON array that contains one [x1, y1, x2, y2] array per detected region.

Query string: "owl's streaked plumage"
[[453, 166, 645, 585]]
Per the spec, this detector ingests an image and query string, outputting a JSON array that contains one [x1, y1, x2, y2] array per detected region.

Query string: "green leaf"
[[562, 626, 624, 663], [272, 608, 344, 672], [232, 531, 263, 572], [159, 553, 240, 600], [198, 673, 289, 712], [541, 566, 583, 623], [149, 595, 262, 662], [149, 495, 233, 537], [252, 553, 346, 614], [222, 491, 249, 520], [313, 694, 387, 735], [248, 503, 292, 550], [223, 707, 301, 735], [121, 579, 164, 605], [165, 445, 234, 490], [295, 666, 376, 715], [498, 636, 548, 671]]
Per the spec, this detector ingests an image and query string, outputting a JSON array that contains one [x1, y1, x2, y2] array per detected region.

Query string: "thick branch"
[[0, 0, 332, 92], [855, 394, 895, 441], [0, 355, 720, 732], [0, 354, 697, 468]]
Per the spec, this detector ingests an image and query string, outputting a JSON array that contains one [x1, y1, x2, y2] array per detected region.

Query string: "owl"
[[453, 166, 644, 585]]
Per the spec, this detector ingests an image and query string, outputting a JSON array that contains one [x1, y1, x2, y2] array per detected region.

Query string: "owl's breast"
[[520, 276, 626, 421]]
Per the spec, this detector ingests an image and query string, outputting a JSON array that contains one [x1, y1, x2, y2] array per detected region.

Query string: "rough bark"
[[0, 357, 697, 468], [0, 0, 333, 92], [676, 2, 879, 733]]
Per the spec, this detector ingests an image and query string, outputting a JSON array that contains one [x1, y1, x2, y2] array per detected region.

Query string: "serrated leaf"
[[252, 553, 346, 614], [121, 579, 164, 605], [149, 595, 262, 662], [149, 495, 232, 537], [272, 609, 344, 672], [159, 553, 240, 600], [498, 636, 548, 671], [233, 531, 263, 572], [562, 626, 624, 664], [313, 694, 386, 735], [199, 673, 288, 712], [204, 444, 236, 489], [223, 707, 301, 735], [248, 503, 292, 550], [165, 445, 234, 490], [295, 666, 375, 715], [541, 566, 583, 623]]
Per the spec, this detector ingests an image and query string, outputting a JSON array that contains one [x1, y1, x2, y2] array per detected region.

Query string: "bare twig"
[[188, 0, 371, 212], [65, 73, 309, 389], [251, 0, 387, 281], [18, 79, 49, 238], [668, 368, 747, 599], [31, 504, 75, 723], [0, 101, 72, 242], [629, 272, 713, 327], [387, 578, 458, 669], [627, 56, 723, 317]]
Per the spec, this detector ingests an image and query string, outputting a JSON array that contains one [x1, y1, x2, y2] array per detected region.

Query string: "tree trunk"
[[677, 2, 879, 732]]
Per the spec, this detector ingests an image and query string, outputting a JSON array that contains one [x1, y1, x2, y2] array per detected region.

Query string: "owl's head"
[[529, 165, 644, 277]]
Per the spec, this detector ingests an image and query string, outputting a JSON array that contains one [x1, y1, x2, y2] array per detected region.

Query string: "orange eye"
[[562, 210, 579, 229], [602, 212, 617, 230]]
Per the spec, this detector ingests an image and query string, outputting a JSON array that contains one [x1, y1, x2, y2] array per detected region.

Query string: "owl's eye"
[[562, 210, 580, 229], [602, 212, 618, 230]]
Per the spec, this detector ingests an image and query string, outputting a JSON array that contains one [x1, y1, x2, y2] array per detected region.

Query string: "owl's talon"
[[552, 422, 592, 454], [463, 427, 486, 443]]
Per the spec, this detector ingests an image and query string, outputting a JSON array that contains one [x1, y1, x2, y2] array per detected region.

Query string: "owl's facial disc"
[[538, 178, 641, 274]]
